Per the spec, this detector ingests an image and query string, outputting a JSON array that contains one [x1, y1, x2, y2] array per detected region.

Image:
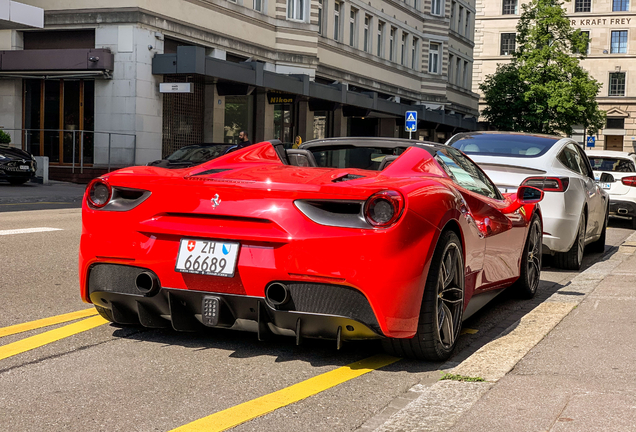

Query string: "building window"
[[377, 21, 385, 57], [575, 30, 590, 54], [465, 11, 471, 37], [575, 0, 590, 12], [500, 32, 516, 55], [401, 32, 407, 65], [455, 57, 461, 85], [613, 0, 629, 11], [389, 27, 396, 61], [429, 42, 440, 73], [334, 2, 341, 41], [349, 8, 358, 47], [606, 117, 625, 128], [448, 54, 454, 83], [502, 0, 517, 14], [463, 60, 470, 88], [364, 15, 370, 52], [458, 6, 464, 35], [412, 37, 419, 69], [450, 1, 456, 30], [253, 0, 262, 11], [611, 30, 627, 53], [431, 0, 443, 16], [609, 72, 626, 96], [287, 0, 305, 20], [317, 0, 323, 35]]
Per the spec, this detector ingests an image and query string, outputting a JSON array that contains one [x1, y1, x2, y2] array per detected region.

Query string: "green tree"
[[480, 0, 605, 136]]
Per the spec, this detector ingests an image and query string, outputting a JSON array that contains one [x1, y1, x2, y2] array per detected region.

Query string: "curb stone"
[[362, 231, 636, 432]]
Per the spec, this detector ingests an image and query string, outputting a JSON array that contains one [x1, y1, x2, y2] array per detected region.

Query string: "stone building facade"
[[473, 0, 636, 152]]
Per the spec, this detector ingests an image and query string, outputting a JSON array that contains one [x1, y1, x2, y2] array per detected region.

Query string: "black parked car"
[[0, 145, 37, 185], [147, 143, 236, 169]]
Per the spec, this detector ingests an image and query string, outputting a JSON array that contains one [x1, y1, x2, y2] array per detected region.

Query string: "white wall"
[[93, 24, 163, 167]]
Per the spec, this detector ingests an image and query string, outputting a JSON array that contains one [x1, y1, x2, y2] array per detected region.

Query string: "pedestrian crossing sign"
[[405, 111, 417, 132]]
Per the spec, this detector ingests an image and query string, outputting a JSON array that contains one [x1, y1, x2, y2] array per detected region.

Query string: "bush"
[[0, 130, 11, 144]]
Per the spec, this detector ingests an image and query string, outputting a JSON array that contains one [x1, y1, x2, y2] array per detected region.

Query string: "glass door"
[[23, 78, 94, 164]]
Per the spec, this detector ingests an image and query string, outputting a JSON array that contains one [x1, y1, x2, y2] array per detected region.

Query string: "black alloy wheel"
[[382, 230, 465, 361], [512, 213, 542, 299]]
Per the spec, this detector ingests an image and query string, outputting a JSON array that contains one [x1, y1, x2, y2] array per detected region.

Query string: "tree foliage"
[[0, 130, 11, 144], [480, 0, 605, 136]]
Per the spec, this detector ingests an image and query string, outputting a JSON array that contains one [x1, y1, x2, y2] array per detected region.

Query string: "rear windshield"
[[449, 134, 558, 158], [588, 157, 636, 172], [309, 146, 408, 170]]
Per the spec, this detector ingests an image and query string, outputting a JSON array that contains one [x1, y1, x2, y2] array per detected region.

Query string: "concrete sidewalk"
[[373, 231, 636, 432]]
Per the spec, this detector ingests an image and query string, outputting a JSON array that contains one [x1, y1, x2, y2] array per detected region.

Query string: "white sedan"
[[447, 132, 608, 270], [587, 149, 636, 229]]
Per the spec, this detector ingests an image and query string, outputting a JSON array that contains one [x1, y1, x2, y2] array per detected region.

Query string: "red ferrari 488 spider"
[[80, 137, 543, 361]]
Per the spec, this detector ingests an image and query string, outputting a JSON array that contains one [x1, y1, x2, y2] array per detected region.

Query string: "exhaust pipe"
[[135, 271, 160, 295], [618, 208, 629, 215], [265, 282, 290, 307]]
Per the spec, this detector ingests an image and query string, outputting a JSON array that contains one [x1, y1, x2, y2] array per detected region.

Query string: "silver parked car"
[[447, 132, 608, 270]]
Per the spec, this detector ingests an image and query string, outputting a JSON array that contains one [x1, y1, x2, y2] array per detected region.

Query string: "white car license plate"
[[175, 239, 239, 277], [19, 165, 29, 170], [602, 183, 611, 190]]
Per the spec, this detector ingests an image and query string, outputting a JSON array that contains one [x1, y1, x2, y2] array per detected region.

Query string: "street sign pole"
[[405, 110, 417, 139]]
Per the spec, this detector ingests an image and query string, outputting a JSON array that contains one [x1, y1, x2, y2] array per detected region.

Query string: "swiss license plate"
[[602, 183, 611, 189], [19, 165, 29, 170], [175, 239, 239, 277]]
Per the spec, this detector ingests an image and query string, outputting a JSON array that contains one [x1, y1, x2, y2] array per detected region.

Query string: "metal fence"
[[0, 128, 137, 173]]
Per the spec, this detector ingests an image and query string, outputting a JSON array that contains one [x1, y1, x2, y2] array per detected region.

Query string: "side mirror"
[[501, 186, 544, 213], [599, 172, 615, 183]]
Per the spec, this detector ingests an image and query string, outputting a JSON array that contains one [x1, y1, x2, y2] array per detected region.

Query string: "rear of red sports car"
[[80, 142, 455, 346]]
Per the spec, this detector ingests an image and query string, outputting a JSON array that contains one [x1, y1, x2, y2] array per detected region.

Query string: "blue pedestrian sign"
[[405, 111, 417, 132], [587, 136, 595, 147]]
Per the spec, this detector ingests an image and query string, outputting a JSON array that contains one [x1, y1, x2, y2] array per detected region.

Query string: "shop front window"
[[274, 103, 295, 144], [224, 95, 254, 144]]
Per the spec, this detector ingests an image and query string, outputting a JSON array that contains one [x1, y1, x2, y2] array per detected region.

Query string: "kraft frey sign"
[[159, 83, 194, 93]]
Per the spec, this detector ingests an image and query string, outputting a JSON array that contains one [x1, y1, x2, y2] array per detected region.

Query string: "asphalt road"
[[0, 208, 633, 432]]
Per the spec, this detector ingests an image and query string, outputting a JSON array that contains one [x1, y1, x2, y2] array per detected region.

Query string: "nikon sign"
[[267, 92, 296, 104]]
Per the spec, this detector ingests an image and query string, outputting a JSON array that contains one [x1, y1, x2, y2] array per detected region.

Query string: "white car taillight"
[[522, 176, 570, 192], [621, 176, 636, 187]]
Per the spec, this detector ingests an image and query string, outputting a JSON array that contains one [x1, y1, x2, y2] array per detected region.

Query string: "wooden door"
[[606, 135, 624, 151]]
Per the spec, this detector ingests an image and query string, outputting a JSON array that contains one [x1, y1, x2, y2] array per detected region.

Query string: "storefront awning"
[[0, 48, 114, 78], [152, 46, 477, 131]]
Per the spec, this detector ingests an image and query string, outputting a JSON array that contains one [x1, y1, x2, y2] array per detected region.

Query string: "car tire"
[[512, 213, 542, 299], [631, 216, 636, 230], [8, 178, 29, 185], [95, 305, 115, 323], [554, 212, 586, 270], [589, 206, 608, 254], [382, 230, 464, 361]]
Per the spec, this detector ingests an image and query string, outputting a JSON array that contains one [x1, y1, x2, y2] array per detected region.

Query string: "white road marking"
[[0, 227, 63, 236]]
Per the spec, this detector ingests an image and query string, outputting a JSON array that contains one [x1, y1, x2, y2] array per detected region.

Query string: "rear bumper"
[[88, 263, 382, 342], [609, 199, 636, 218]]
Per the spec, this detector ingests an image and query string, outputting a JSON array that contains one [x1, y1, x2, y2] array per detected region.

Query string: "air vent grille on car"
[[332, 174, 365, 183]]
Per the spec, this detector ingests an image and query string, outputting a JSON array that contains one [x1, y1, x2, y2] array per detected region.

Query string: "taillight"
[[621, 176, 636, 187], [522, 177, 570, 192], [364, 190, 404, 228], [87, 179, 112, 208]]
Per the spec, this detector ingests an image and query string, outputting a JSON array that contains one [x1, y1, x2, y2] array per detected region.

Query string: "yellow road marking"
[[0, 308, 98, 338], [0, 315, 108, 361], [171, 354, 401, 432], [461, 328, 479, 335]]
